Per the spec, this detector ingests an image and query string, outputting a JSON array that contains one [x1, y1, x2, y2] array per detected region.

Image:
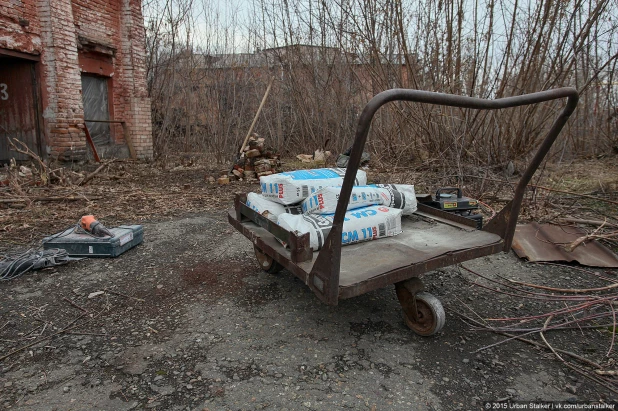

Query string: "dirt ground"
[[1, 157, 618, 410]]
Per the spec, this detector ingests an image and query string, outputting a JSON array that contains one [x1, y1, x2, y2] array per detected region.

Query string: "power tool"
[[80, 215, 114, 237], [420, 187, 483, 229]]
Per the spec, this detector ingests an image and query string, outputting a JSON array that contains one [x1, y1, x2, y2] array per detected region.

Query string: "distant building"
[[0, 0, 153, 162]]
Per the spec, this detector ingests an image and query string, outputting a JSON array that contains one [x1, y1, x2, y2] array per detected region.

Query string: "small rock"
[[153, 376, 163, 382], [63, 386, 70, 393], [442, 377, 450, 382], [506, 388, 517, 395], [88, 291, 105, 299], [303, 402, 311, 408], [210, 385, 225, 397], [186, 384, 193, 390], [566, 384, 577, 394], [462, 359, 470, 364], [321, 373, 327, 381], [4, 382, 12, 388]]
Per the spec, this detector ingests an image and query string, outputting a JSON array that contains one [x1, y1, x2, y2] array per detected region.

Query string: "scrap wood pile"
[[225, 134, 281, 184]]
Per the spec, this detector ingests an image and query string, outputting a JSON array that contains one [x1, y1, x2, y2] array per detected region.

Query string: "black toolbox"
[[42, 225, 143, 257]]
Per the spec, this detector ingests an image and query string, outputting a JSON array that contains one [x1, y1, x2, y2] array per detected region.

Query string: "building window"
[[81, 74, 111, 145]]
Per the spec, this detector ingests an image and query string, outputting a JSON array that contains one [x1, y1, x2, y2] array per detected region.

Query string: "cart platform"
[[228, 87, 579, 336]]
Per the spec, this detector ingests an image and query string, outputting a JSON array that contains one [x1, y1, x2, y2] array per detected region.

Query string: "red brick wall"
[[72, 0, 153, 158], [0, 0, 153, 160], [38, 0, 88, 160], [0, 0, 41, 54]]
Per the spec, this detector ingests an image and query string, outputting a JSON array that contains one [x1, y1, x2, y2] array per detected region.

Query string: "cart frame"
[[228, 88, 578, 309]]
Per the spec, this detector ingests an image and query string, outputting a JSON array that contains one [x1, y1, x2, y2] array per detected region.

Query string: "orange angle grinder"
[[80, 215, 114, 237]]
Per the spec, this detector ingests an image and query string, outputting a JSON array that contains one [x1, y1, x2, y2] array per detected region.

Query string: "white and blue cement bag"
[[260, 168, 367, 205], [301, 184, 417, 216], [277, 205, 402, 251], [246, 192, 302, 221]]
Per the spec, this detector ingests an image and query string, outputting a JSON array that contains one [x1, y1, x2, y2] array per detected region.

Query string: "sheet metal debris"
[[512, 222, 618, 267]]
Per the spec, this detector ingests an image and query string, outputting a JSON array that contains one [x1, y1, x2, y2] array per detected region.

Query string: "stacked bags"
[[248, 168, 417, 251]]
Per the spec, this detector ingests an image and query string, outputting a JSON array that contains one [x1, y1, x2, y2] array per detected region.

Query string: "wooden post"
[[121, 122, 137, 160], [239, 76, 275, 155]]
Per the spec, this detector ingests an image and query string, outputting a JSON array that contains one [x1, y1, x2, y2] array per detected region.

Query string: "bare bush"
[[144, 0, 618, 166]]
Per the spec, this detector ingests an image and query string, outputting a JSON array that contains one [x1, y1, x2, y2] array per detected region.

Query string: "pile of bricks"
[[229, 135, 280, 181]]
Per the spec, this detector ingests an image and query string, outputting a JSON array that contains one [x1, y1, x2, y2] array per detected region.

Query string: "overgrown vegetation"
[[144, 0, 618, 166]]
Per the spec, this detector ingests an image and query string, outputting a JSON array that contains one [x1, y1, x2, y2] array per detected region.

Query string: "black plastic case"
[[42, 225, 143, 257]]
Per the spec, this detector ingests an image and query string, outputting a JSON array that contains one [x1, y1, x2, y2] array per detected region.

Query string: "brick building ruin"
[[0, 0, 153, 162]]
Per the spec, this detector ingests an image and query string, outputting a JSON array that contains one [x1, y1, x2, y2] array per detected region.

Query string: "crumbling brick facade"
[[0, 0, 153, 161]]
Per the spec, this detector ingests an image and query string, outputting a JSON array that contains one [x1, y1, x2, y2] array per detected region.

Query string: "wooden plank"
[[121, 122, 137, 160]]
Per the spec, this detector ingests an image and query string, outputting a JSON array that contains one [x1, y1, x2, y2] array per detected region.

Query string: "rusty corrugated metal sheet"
[[512, 222, 618, 267], [0, 57, 41, 162]]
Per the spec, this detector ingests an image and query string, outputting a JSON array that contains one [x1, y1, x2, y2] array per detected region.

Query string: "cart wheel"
[[254, 246, 284, 274], [398, 290, 445, 336]]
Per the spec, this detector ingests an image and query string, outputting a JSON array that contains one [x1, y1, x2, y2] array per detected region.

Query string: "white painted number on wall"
[[0, 83, 7, 100]]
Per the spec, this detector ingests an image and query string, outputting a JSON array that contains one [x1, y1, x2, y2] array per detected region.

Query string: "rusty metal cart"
[[228, 88, 578, 336]]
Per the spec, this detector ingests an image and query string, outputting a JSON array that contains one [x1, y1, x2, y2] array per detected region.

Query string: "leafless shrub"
[[144, 0, 618, 166]]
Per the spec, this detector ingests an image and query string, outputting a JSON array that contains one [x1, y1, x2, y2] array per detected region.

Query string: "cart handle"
[[312, 88, 578, 293]]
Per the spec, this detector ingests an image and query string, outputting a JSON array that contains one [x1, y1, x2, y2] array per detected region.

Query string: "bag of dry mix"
[[259, 168, 367, 205], [277, 205, 402, 251], [301, 184, 417, 215]]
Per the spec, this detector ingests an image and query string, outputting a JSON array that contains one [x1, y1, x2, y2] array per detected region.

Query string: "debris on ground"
[[459, 262, 618, 395], [227, 134, 281, 182], [0, 156, 617, 408], [336, 146, 370, 168], [512, 222, 618, 267], [296, 149, 332, 164]]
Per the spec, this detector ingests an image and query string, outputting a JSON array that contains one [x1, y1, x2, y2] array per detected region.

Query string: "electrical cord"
[[0, 248, 71, 280], [0, 222, 86, 281]]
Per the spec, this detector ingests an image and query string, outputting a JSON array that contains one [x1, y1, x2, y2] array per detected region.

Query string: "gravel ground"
[[1, 211, 617, 410]]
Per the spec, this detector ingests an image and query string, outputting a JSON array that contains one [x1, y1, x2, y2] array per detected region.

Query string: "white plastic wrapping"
[[259, 168, 367, 205], [277, 205, 402, 251], [301, 184, 417, 215], [246, 192, 302, 221]]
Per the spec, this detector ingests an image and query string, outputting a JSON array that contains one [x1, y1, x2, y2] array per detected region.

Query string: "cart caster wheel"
[[397, 290, 445, 336], [254, 246, 283, 274]]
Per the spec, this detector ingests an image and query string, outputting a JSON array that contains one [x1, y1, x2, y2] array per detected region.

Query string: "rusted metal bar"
[[416, 203, 477, 230], [234, 194, 313, 263], [84, 119, 137, 159], [320, 88, 578, 301], [83, 124, 101, 162]]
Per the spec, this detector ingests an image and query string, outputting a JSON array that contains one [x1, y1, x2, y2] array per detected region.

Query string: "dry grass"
[[1, 155, 617, 253]]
